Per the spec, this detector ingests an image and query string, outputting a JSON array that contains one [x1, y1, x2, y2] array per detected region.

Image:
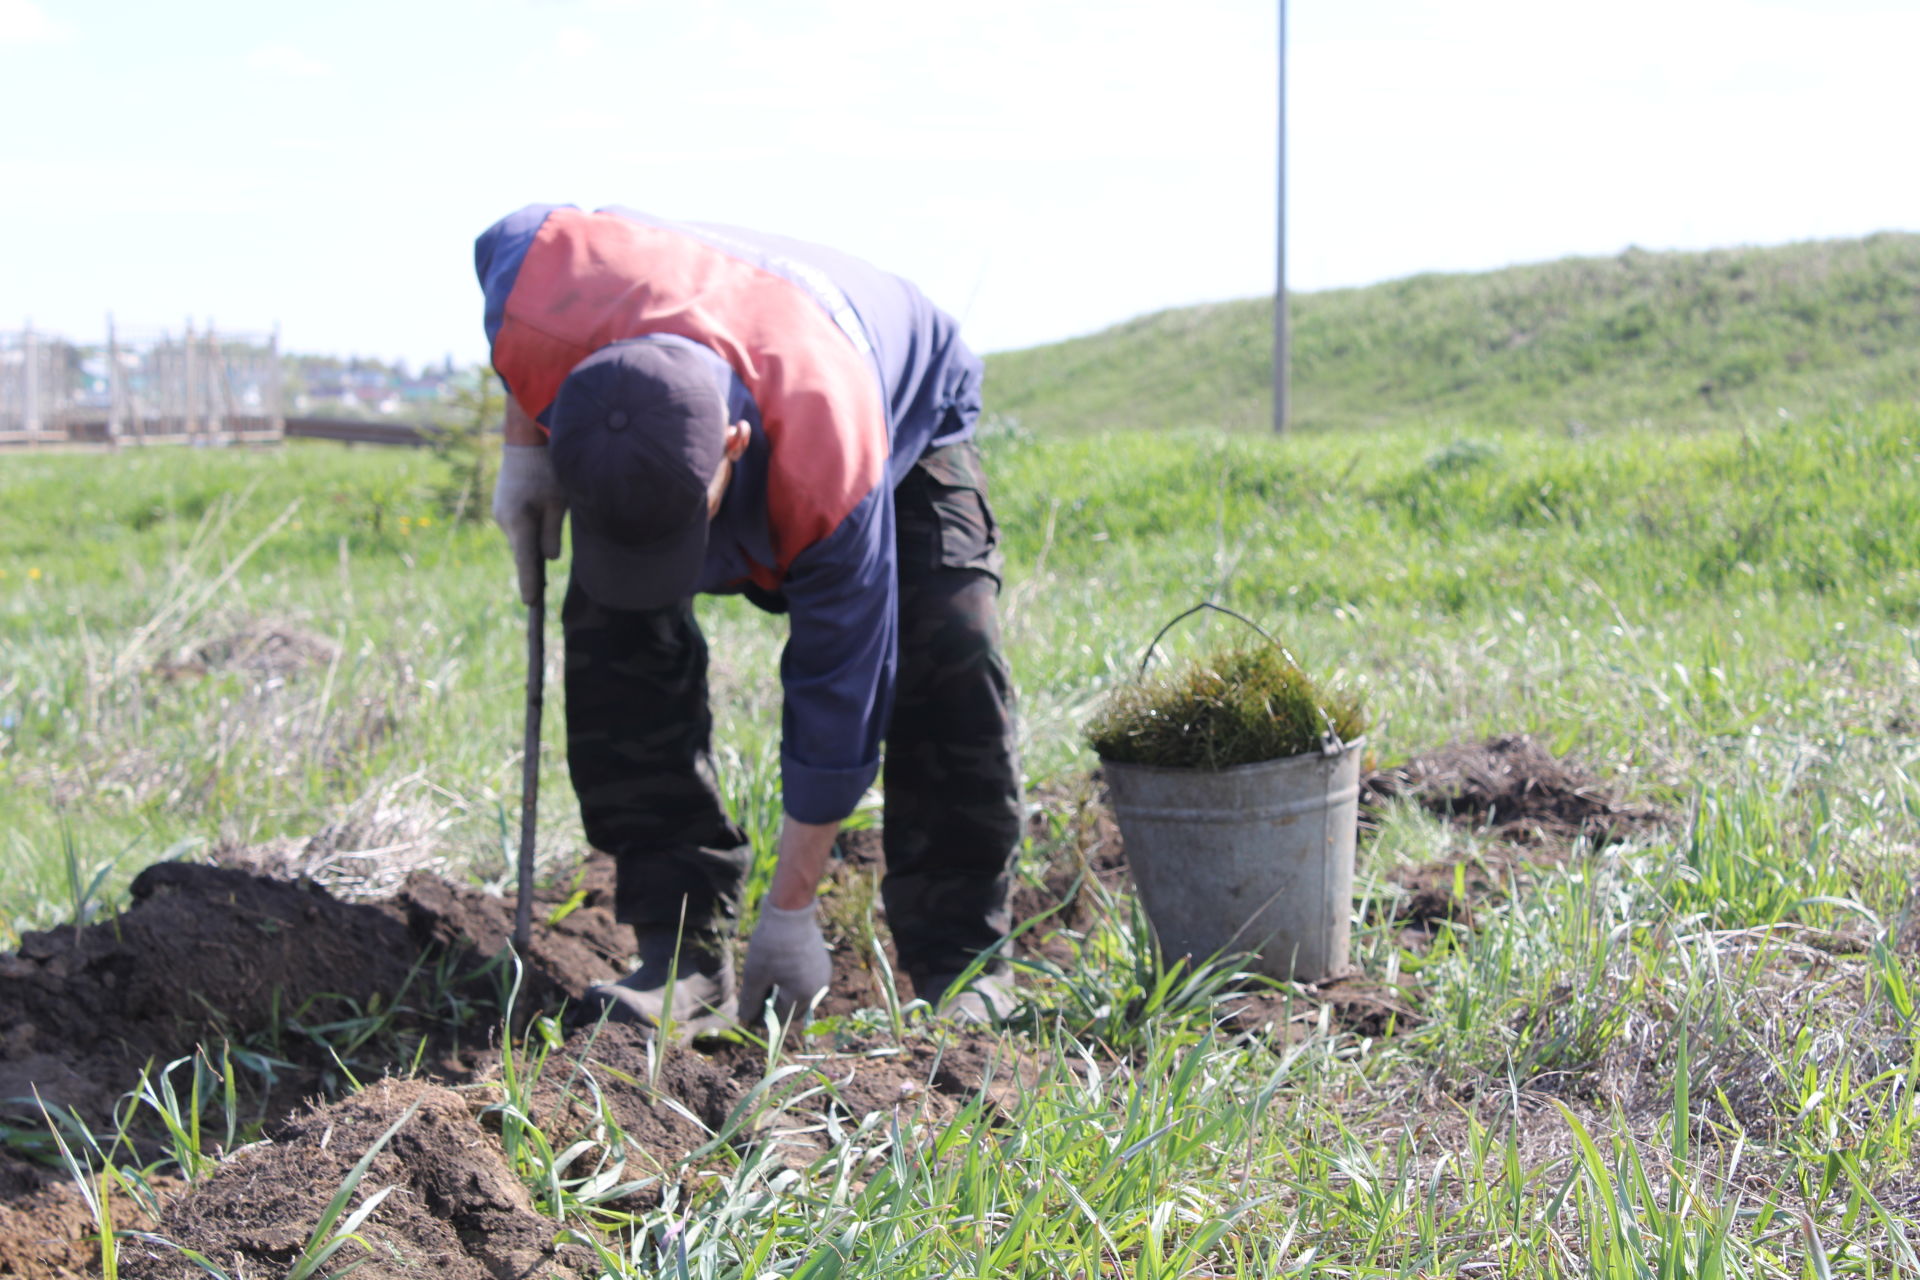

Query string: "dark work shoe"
[[583, 926, 735, 1031], [918, 969, 1016, 1024]]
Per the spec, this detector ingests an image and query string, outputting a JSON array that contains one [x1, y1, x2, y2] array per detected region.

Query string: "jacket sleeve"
[[774, 484, 897, 825]]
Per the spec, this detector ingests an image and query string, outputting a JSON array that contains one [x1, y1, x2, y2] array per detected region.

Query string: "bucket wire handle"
[[1137, 602, 1292, 676], [1136, 601, 1348, 757]]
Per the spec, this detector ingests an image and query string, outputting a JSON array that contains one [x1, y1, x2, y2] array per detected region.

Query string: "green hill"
[[983, 232, 1920, 433]]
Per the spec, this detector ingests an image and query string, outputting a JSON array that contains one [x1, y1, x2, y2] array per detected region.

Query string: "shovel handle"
[[514, 578, 545, 954]]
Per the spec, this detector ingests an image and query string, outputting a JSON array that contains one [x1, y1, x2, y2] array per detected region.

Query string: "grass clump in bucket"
[[1086, 644, 1368, 770]]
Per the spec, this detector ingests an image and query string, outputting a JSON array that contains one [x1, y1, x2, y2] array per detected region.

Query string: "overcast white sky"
[[2, 0, 1915, 367]]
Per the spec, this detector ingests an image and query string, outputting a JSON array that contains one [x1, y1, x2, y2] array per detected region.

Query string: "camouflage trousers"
[[560, 440, 1022, 982]]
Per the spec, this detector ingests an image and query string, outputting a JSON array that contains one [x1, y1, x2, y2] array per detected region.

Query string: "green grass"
[[8, 250, 1920, 1272], [985, 231, 1920, 433], [9, 406, 1915, 937]]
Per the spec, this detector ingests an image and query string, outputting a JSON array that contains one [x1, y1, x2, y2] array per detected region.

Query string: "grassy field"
[[9, 406, 1912, 938], [987, 231, 1920, 434], [5, 254, 1920, 1273]]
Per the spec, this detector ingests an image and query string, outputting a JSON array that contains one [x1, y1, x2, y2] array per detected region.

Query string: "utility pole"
[[23, 321, 40, 438], [1272, 0, 1289, 433], [269, 321, 285, 442], [107, 312, 121, 447], [183, 319, 199, 442]]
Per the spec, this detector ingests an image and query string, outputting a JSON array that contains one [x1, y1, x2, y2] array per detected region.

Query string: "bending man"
[[476, 205, 1021, 1027]]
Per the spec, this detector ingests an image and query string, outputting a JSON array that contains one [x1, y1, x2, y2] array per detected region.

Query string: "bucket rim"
[[1097, 736, 1367, 779]]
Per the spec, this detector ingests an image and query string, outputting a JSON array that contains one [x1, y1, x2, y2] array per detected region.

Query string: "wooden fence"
[[0, 322, 284, 448], [283, 417, 438, 446]]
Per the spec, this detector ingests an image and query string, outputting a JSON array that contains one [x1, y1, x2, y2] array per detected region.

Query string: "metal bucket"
[[1102, 738, 1362, 984]]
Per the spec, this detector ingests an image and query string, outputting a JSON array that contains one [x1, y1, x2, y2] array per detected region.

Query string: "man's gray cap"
[[548, 338, 725, 611]]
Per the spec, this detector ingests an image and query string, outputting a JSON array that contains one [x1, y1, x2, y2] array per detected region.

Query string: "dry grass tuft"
[[206, 779, 453, 899]]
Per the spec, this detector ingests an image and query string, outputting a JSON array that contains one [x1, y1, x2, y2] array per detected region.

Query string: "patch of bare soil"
[[0, 1161, 176, 1280], [1007, 779, 1130, 963], [1362, 734, 1665, 849], [0, 846, 1053, 1277], [120, 1081, 575, 1280], [0, 859, 642, 1142], [1216, 972, 1426, 1043], [1361, 735, 1670, 948], [1379, 856, 1501, 945], [105, 1023, 1038, 1280], [1, 1153, 111, 1280], [573, 1026, 1036, 1174]]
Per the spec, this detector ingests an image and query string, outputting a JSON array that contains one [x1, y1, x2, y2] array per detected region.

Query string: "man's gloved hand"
[[737, 901, 832, 1026], [492, 444, 567, 604]]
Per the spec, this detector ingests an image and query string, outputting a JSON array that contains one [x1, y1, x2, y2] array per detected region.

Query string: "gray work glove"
[[491, 443, 567, 604], [737, 901, 832, 1026]]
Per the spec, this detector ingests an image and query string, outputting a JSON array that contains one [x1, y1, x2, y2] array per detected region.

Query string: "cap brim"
[[568, 512, 710, 612]]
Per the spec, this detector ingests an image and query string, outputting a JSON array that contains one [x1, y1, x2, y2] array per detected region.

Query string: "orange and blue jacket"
[[476, 204, 984, 823]]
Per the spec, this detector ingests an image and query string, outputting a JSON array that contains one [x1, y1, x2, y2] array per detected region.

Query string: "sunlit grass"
[[5, 397, 1920, 1272], [986, 232, 1920, 435]]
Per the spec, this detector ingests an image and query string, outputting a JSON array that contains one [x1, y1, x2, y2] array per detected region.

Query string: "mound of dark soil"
[[1, 863, 424, 1127], [0, 860, 639, 1141], [1361, 734, 1664, 847], [1363, 735, 1669, 948], [0, 846, 1058, 1278], [120, 1081, 572, 1280], [108, 1021, 1038, 1279]]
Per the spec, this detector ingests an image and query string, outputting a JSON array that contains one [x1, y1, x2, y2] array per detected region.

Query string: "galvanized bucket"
[[1102, 738, 1363, 984]]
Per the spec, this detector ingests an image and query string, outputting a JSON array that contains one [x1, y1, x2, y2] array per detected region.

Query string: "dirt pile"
[[1, 863, 423, 1128], [1363, 735, 1670, 949], [121, 1081, 573, 1280], [0, 845, 1055, 1278], [109, 1023, 1035, 1280], [0, 860, 640, 1142], [1362, 733, 1663, 847], [0, 1153, 160, 1280]]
